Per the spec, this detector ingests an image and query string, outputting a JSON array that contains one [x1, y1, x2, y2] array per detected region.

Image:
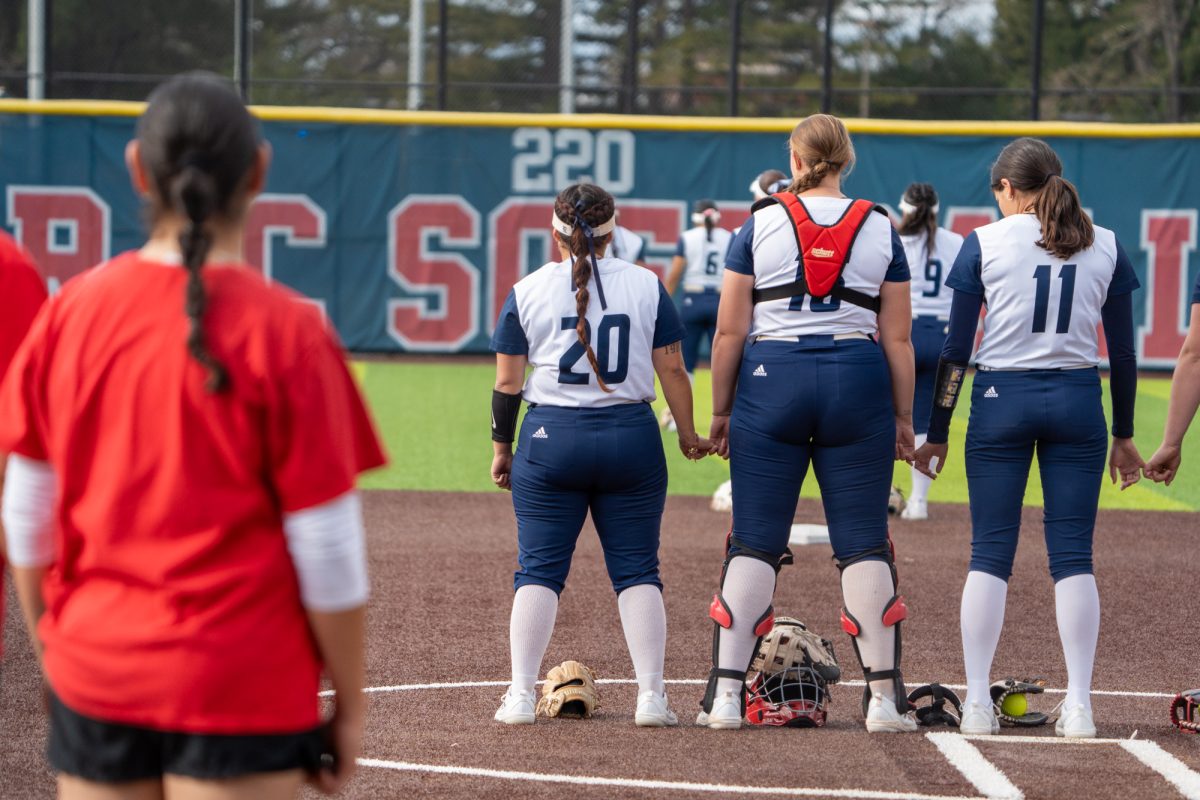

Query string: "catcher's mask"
[[745, 666, 831, 728]]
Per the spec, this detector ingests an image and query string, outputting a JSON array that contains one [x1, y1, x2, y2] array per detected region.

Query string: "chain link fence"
[[2, 0, 1198, 122]]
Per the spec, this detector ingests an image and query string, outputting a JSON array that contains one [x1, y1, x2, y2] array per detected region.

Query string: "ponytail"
[[897, 182, 940, 257], [1033, 174, 1094, 260], [569, 226, 611, 394], [171, 165, 229, 393], [787, 114, 856, 195], [704, 214, 714, 242]]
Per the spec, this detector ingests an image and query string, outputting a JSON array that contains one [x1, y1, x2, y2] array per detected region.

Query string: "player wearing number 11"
[[489, 183, 712, 728], [913, 138, 1144, 739]]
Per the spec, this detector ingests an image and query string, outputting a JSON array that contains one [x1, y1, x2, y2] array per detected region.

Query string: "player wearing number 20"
[[489, 183, 711, 728], [914, 138, 1144, 739], [666, 200, 734, 378], [897, 183, 963, 521]]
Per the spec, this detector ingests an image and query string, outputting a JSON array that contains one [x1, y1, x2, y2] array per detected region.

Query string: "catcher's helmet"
[[745, 666, 831, 728]]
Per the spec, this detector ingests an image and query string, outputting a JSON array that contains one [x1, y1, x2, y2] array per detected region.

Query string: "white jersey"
[[610, 225, 646, 263], [491, 256, 684, 408], [947, 214, 1138, 370], [902, 227, 964, 318], [676, 226, 734, 292], [726, 196, 909, 338]]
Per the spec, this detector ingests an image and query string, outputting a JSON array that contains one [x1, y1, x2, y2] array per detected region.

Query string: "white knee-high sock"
[[715, 556, 777, 697], [961, 570, 1008, 709], [910, 433, 932, 503], [508, 584, 559, 695], [618, 584, 667, 695], [1055, 573, 1100, 711], [841, 560, 901, 701]]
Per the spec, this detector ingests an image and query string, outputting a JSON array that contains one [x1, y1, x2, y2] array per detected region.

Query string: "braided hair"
[[897, 182, 940, 256], [553, 184, 615, 393], [787, 114, 856, 195], [136, 73, 260, 392]]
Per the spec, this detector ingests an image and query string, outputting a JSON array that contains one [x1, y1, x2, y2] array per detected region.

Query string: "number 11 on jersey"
[[1032, 263, 1076, 334]]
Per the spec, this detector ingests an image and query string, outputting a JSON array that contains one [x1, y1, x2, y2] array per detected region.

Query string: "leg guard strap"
[[700, 668, 749, 715]]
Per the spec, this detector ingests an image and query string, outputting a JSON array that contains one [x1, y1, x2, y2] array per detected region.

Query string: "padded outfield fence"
[[1, 100, 1198, 363]]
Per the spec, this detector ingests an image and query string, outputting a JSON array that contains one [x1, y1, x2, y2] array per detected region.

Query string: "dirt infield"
[[3, 491, 1198, 799]]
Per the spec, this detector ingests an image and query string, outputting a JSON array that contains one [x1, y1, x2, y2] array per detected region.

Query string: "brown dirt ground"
[[2, 491, 1198, 799]]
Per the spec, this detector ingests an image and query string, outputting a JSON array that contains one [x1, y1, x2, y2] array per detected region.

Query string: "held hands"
[[678, 428, 717, 460], [1143, 443, 1181, 486], [1107, 437, 1145, 490], [491, 449, 513, 491], [913, 441, 948, 480], [708, 414, 731, 460]]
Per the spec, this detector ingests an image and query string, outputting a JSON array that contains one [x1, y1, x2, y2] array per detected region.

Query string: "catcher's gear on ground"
[[537, 661, 600, 719], [745, 666, 832, 728], [744, 617, 840, 728], [990, 678, 1049, 726], [907, 683, 963, 727], [1170, 689, 1200, 734], [888, 485, 904, 516], [747, 616, 840, 685]]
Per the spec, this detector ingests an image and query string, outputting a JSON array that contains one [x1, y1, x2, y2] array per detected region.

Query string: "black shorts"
[[48, 692, 325, 783]]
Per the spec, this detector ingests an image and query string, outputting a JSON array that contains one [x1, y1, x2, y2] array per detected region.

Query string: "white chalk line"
[[1119, 740, 1200, 800], [356, 757, 985, 800], [319, 678, 1175, 700], [926, 733, 1023, 800]]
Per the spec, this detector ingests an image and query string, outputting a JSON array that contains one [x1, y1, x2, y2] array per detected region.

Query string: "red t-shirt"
[[0, 252, 386, 734], [0, 231, 48, 661]]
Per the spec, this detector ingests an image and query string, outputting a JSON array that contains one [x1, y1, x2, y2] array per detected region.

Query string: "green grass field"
[[355, 361, 1198, 511]]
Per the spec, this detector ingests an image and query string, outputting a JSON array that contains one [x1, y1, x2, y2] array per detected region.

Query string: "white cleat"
[[696, 691, 743, 730], [959, 702, 1001, 735], [865, 693, 919, 733], [900, 498, 928, 521], [493, 689, 537, 725], [1055, 704, 1097, 738], [635, 691, 679, 727], [658, 407, 677, 432]]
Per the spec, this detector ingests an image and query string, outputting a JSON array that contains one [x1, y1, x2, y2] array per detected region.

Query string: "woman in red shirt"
[[0, 74, 385, 798]]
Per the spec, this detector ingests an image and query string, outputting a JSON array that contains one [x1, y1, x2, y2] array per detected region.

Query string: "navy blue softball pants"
[[727, 337, 895, 564], [965, 368, 1108, 582], [680, 290, 720, 374], [510, 403, 667, 594], [912, 315, 949, 436]]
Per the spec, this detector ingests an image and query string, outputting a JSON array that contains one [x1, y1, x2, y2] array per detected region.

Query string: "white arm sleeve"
[[2, 453, 57, 568], [283, 490, 369, 612]]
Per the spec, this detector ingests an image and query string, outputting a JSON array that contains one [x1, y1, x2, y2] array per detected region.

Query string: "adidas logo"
[[532, 426, 549, 439], [984, 386, 998, 398], [810, 247, 836, 258], [753, 364, 768, 377]]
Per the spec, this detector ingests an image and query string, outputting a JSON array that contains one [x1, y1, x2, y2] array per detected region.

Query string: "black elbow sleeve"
[[491, 389, 523, 443]]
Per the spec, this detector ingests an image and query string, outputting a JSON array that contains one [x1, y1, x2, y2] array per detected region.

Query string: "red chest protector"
[[750, 193, 885, 313]]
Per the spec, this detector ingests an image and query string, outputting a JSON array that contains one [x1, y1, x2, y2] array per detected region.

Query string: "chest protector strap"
[[751, 193, 884, 313]]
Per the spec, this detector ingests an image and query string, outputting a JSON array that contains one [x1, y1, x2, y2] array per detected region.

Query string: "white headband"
[[750, 177, 769, 201], [551, 211, 616, 238], [898, 198, 938, 216], [692, 208, 721, 226]]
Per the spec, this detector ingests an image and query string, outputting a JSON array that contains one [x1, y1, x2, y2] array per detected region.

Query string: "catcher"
[[743, 617, 840, 728]]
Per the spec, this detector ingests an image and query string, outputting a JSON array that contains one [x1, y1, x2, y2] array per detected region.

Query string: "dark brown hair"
[[897, 182, 939, 256], [554, 184, 615, 392], [787, 114, 856, 194], [990, 137, 1093, 259], [136, 73, 260, 392], [694, 199, 718, 242]]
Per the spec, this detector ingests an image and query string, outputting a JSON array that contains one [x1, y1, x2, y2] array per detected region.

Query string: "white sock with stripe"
[[508, 584, 559, 695], [961, 570, 1008, 709], [1055, 573, 1100, 711], [618, 583, 667, 695]]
